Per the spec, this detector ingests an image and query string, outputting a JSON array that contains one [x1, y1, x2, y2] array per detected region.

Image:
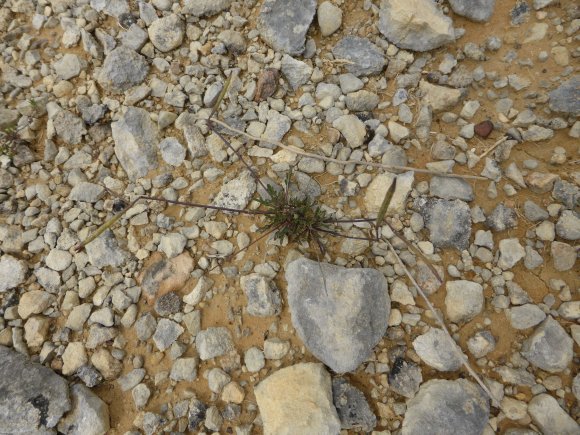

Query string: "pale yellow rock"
[[419, 80, 463, 113], [364, 171, 414, 215], [254, 363, 340, 435]]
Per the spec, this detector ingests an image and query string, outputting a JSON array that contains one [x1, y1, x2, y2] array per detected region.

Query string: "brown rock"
[[474, 120, 494, 138], [254, 68, 279, 102]]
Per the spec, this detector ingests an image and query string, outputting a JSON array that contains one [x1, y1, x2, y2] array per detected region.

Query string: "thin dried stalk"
[[479, 135, 508, 159], [203, 117, 487, 181], [384, 237, 501, 407]]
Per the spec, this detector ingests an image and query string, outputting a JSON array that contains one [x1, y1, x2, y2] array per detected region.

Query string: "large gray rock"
[[58, 384, 110, 435], [258, 0, 317, 55], [112, 107, 159, 180], [183, 0, 233, 16], [415, 197, 472, 250], [285, 257, 390, 373], [332, 378, 376, 432], [378, 0, 455, 52], [528, 394, 579, 435], [522, 316, 573, 373], [332, 36, 385, 76], [548, 76, 579, 115], [0, 345, 71, 432], [449, 0, 496, 22], [97, 46, 148, 93], [402, 379, 489, 435], [255, 363, 341, 435]]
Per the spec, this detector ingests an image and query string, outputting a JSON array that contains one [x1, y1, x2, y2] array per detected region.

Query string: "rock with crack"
[[0, 346, 71, 432], [255, 362, 341, 434], [285, 257, 390, 373], [258, 0, 317, 55], [111, 107, 159, 180], [402, 379, 490, 435], [378, 0, 455, 52], [58, 384, 110, 435]]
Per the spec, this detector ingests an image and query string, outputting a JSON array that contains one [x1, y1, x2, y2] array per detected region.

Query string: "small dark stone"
[[474, 120, 494, 138], [118, 13, 138, 30], [188, 399, 207, 430], [485, 204, 518, 232], [154, 292, 181, 317], [388, 358, 423, 398], [510, 0, 530, 25], [332, 378, 377, 432], [76, 365, 104, 388]]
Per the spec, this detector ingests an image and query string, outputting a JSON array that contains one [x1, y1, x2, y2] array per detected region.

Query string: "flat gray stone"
[[528, 394, 579, 435], [429, 176, 474, 201], [413, 328, 464, 371], [97, 46, 148, 93], [240, 274, 282, 317], [332, 36, 385, 76], [0, 255, 27, 292], [507, 304, 546, 329], [402, 379, 489, 435], [285, 257, 390, 373], [415, 197, 472, 250], [549, 76, 579, 115], [182, 0, 233, 16], [0, 345, 71, 432], [112, 107, 159, 180], [152, 318, 184, 351], [69, 182, 105, 203], [212, 171, 257, 212], [196, 327, 234, 360], [522, 316, 573, 373], [148, 14, 184, 52], [57, 384, 110, 435], [449, 0, 496, 22], [258, 0, 317, 55], [388, 358, 423, 398], [281, 54, 312, 91], [332, 378, 376, 432], [85, 229, 127, 268]]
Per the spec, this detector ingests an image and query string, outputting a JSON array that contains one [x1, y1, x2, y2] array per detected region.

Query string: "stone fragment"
[[152, 319, 184, 351], [522, 316, 573, 373], [365, 171, 414, 215], [0, 346, 71, 432], [85, 230, 127, 268], [402, 379, 489, 435], [419, 80, 462, 113], [507, 304, 546, 330], [196, 327, 234, 360], [528, 394, 579, 435], [53, 110, 86, 145], [332, 114, 366, 148], [318, 1, 342, 36], [213, 171, 257, 212], [378, 0, 455, 51], [0, 255, 27, 292], [449, 0, 496, 22], [445, 280, 484, 323], [415, 197, 471, 250], [548, 76, 579, 115], [556, 210, 580, 240], [240, 274, 282, 317], [551, 241, 576, 272], [258, 0, 317, 55], [255, 363, 341, 434], [148, 14, 184, 52], [285, 258, 390, 373], [498, 238, 525, 270], [170, 358, 197, 382], [58, 384, 110, 435], [413, 328, 463, 371], [97, 46, 148, 93], [332, 36, 385, 76], [281, 55, 312, 91], [388, 358, 423, 398], [467, 331, 496, 358], [69, 182, 105, 203], [18, 290, 54, 320], [429, 176, 474, 201], [111, 107, 158, 180], [332, 378, 376, 432], [182, 0, 233, 16]]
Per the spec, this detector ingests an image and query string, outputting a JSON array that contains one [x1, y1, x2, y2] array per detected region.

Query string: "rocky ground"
[[0, 0, 579, 434]]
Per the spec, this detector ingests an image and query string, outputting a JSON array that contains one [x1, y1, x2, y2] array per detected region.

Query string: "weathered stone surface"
[[365, 171, 414, 215], [449, 0, 496, 22], [240, 273, 282, 317], [58, 384, 110, 435], [388, 358, 423, 398], [255, 363, 341, 435], [97, 46, 148, 93], [415, 197, 471, 250], [332, 36, 385, 76], [522, 316, 573, 373], [196, 327, 234, 360], [85, 229, 127, 268], [445, 280, 484, 323], [528, 394, 579, 435], [378, 0, 455, 52], [183, 0, 233, 17], [280, 54, 313, 91], [332, 378, 376, 432], [148, 14, 184, 52], [402, 379, 489, 435], [413, 328, 464, 371], [429, 176, 474, 201], [548, 76, 579, 115], [258, 0, 317, 55], [212, 171, 257, 212], [111, 107, 159, 180], [285, 257, 390, 373], [419, 80, 463, 112], [0, 254, 27, 292], [0, 345, 71, 432]]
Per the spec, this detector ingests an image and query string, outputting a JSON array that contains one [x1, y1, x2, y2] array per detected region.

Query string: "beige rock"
[[254, 363, 341, 435], [419, 80, 463, 112], [364, 171, 414, 215], [18, 290, 54, 320], [91, 348, 122, 380], [221, 382, 245, 404], [526, 172, 559, 194], [24, 316, 50, 348], [62, 342, 88, 375]]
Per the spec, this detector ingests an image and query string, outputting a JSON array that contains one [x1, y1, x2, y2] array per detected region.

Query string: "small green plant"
[[0, 124, 23, 158]]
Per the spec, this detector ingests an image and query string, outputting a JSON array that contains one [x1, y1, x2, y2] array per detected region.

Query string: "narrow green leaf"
[[375, 176, 397, 238]]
